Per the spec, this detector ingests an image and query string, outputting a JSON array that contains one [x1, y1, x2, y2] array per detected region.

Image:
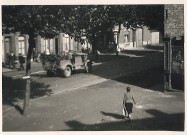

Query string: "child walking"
[[123, 87, 137, 120]]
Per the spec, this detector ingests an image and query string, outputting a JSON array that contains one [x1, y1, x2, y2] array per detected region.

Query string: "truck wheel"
[[63, 66, 71, 78]]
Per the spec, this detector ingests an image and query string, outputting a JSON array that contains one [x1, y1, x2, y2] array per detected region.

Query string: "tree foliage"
[[2, 5, 164, 48]]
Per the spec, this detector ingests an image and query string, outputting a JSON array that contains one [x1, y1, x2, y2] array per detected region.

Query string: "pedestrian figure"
[[37, 53, 41, 62], [116, 45, 120, 56], [33, 48, 38, 62], [6, 51, 10, 66], [9, 51, 16, 69], [95, 50, 100, 61], [18, 53, 25, 70], [123, 87, 137, 121]]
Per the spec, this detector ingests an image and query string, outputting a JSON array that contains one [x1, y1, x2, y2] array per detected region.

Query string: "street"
[[3, 74, 184, 131], [2, 50, 163, 111], [2, 50, 185, 131]]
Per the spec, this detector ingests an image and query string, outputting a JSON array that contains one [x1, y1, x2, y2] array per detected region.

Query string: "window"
[[50, 39, 53, 52], [65, 37, 69, 51], [124, 35, 128, 43], [4, 38, 10, 53], [165, 9, 168, 19], [18, 39, 25, 55], [44, 39, 49, 52]]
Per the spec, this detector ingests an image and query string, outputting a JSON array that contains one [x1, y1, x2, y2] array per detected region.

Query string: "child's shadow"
[[100, 111, 124, 119]]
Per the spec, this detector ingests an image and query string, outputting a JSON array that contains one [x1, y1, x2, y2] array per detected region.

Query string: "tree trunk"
[[23, 34, 35, 116], [133, 29, 135, 47], [103, 32, 107, 50], [116, 23, 121, 56], [91, 35, 97, 53]]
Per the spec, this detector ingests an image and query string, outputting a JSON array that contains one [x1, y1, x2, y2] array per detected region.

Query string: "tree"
[[61, 5, 145, 51], [2, 5, 65, 115]]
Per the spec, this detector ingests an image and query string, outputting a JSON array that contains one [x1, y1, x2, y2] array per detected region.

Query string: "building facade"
[[2, 32, 91, 64], [2, 32, 29, 63], [163, 4, 184, 90], [164, 4, 184, 39], [116, 25, 162, 50], [35, 33, 89, 54]]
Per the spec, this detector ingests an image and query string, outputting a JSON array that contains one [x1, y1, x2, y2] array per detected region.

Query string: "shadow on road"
[[114, 67, 164, 92], [100, 111, 124, 119], [91, 51, 164, 92], [2, 75, 53, 114], [63, 109, 184, 131]]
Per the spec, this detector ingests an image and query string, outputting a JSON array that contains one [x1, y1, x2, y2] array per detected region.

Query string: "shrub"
[[40, 52, 70, 76]]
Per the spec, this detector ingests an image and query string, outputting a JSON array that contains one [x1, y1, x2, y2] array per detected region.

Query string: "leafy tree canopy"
[[2, 5, 164, 45]]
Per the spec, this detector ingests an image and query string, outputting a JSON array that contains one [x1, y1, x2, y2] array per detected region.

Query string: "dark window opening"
[[166, 9, 168, 19]]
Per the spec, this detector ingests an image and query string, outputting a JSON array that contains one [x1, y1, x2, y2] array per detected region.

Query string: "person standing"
[[123, 87, 137, 121], [9, 51, 16, 69], [6, 51, 10, 66], [33, 48, 39, 62], [18, 53, 25, 70], [116, 45, 120, 56]]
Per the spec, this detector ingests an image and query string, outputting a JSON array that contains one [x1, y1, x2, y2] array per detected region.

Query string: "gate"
[[171, 46, 184, 90], [163, 37, 184, 91]]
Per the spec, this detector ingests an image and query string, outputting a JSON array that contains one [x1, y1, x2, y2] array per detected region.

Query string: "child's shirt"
[[123, 92, 133, 103]]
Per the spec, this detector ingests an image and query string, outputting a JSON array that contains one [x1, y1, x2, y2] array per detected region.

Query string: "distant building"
[[117, 26, 162, 49], [2, 32, 29, 63], [35, 33, 84, 54], [2, 32, 91, 64], [107, 24, 163, 51]]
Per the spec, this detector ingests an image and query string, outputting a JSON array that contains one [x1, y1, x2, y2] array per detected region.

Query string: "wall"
[[136, 28, 143, 47], [164, 4, 184, 38], [150, 31, 159, 45], [118, 25, 161, 49], [143, 26, 151, 45]]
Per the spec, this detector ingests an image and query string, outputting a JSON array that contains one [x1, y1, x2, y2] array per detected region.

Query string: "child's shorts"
[[125, 102, 133, 114]]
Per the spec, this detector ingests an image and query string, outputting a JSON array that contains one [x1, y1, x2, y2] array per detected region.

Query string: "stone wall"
[[164, 4, 184, 39]]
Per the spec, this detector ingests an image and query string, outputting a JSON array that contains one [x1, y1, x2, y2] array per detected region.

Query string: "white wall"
[[151, 32, 159, 45]]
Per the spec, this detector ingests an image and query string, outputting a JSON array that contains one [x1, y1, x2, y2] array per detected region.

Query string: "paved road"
[[2, 50, 185, 131], [2, 52, 163, 111]]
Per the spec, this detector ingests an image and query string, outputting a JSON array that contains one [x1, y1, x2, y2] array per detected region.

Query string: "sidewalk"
[[2, 62, 44, 77], [2, 47, 161, 75]]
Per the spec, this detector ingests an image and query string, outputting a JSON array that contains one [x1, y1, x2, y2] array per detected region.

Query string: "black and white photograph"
[[1, 0, 186, 133]]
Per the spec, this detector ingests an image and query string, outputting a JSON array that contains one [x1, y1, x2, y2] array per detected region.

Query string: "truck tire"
[[63, 66, 71, 78]]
